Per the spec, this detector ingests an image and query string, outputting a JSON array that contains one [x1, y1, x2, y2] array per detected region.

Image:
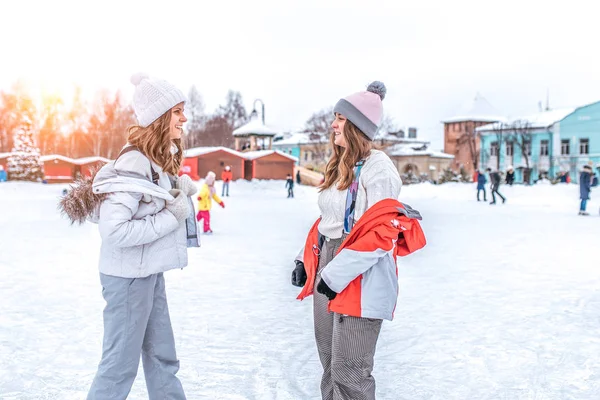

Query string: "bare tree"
[[85, 90, 135, 158], [39, 93, 65, 154], [183, 85, 205, 149], [217, 90, 248, 130], [456, 122, 481, 172], [489, 122, 506, 171], [506, 119, 533, 184], [0, 90, 18, 152], [198, 115, 233, 147], [373, 113, 401, 149], [0, 83, 32, 153], [66, 86, 90, 158], [302, 107, 333, 169]]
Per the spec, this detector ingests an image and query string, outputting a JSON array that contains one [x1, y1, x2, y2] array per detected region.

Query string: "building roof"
[[442, 93, 505, 123], [242, 150, 298, 162], [232, 118, 279, 137], [184, 146, 298, 162], [184, 146, 246, 159], [374, 132, 430, 146], [386, 144, 454, 159], [39, 154, 110, 165], [0, 151, 30, 159], [475, 107, 577, 132], [272, 132, 329, 146], [72, 156, 111, 165], [272, 132, 312, 146]]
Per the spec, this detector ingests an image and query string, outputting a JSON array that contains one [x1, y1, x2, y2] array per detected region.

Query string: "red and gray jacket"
[[297, 199, 426, 321]]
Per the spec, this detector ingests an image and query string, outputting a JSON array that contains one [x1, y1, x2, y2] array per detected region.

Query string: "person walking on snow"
[[579, 165, 593, 215], [296, 169, 302, 185], [505, 166, 515, 186], [487, 167, 506, 204], [59, 73, 198, 400], [290, 81, 426, 400], [286, 173, 294, 198], [197, 171, 225, 234], [221, 165, 232, 196], [476, 169, 487, 202], [0, 165, 7, 182]]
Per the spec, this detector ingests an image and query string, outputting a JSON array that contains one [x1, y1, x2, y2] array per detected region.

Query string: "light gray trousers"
[[314, 236, 383, 400], [87, 272, 186, 400]]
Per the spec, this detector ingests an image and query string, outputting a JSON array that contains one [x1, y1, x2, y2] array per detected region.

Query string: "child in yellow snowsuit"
[[196, 171, 225, 234]]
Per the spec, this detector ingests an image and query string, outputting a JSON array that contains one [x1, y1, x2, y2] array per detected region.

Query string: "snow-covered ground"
[[1, 180, 600, 399]]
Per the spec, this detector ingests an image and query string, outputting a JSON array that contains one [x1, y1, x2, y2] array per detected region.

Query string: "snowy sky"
[[1, 0, 599, 150]]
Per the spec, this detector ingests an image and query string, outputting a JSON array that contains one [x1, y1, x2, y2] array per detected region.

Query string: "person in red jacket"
[[290, 81, 426, 400], [221, 166, 232, 197]]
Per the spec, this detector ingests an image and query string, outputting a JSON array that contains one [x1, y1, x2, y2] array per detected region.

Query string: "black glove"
[[291, 260, 307, 287], [316, 278, 337, 300]]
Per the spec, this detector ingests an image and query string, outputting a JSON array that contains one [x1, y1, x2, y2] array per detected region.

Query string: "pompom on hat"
[[130, 72, 186, 128], [333, 81, 386, 140]]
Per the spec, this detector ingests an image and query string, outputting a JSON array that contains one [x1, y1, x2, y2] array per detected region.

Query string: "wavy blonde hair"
[[126, 109, 183, 175], [320, 119, 372, 192]]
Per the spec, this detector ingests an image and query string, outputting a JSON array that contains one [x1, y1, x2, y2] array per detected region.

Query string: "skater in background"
[[0, 165, 7, 182], [197, 171, 225, 234], [505, 166, 515, 186], [291, 81, 426, 400], [286, 173, 294, 198], [487, 167, 506, 204], [579, 165, 593, 216], [221, 165, 232, 197], [476, 169, 487, 202], [296, 169, 302, 185]]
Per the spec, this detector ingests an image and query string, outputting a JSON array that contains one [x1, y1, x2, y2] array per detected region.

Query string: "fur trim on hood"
[[58, 168, 107, 225]]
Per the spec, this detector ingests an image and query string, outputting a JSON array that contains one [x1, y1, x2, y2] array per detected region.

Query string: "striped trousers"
[[314, 236, 383, 400]]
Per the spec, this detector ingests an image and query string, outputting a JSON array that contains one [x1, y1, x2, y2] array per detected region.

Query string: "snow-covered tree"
[[7, 115, 44, 181]]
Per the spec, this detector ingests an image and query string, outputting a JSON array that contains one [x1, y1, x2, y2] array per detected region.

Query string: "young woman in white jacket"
[[75, 74, 198, 400], [291, 82, 403, 400]]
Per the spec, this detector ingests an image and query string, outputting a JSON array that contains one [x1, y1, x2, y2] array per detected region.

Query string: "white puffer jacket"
[[92, 151, 188, 278]]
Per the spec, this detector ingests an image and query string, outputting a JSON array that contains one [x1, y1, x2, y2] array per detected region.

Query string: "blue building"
[[271, 132, 305, 165], [476, 101, 600, 183]]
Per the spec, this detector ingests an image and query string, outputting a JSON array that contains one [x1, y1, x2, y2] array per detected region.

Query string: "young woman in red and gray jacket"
[[291, 81, 426, 400]]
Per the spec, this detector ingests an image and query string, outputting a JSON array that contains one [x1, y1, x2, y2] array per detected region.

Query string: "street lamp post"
[[252, 99, 265, 124]]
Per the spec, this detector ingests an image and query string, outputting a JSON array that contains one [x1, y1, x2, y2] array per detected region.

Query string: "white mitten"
[[176, 174, 198, 196], [165, 189, 190, 222]]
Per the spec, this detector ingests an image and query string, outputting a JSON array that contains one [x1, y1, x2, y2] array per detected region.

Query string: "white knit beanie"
[[130, 72, 186, 127]]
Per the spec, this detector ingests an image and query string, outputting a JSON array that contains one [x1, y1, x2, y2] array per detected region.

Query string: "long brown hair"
[[126, 108, 183, 175], [320, 120, 372, 191]]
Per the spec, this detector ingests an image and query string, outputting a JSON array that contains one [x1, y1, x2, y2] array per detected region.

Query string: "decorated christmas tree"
[[7, 116, 44, 181]]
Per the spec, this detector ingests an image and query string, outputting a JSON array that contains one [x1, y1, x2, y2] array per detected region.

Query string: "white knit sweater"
[[317, 149, 402, 239]]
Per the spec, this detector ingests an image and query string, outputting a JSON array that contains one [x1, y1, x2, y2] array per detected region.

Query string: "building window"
[[408, 127, 417, 139], [506, 142, 514, 157], [304, 152, 308, 161], [540, 140, 549, 156], [580, 138, 589, 155], [524, 141, 532, 156], [490, 141, 499, 156], [561, 139, 570, 155]]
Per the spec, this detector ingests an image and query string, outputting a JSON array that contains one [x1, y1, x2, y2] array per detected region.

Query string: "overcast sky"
[[1, 0, 599, 150]]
